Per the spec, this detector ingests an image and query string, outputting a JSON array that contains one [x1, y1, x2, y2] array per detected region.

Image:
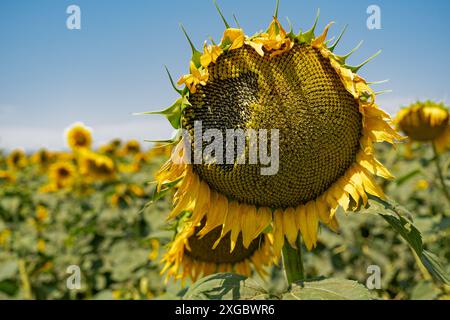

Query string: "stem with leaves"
[[432, 143, 450, 204], [282, 235, 305, 285]]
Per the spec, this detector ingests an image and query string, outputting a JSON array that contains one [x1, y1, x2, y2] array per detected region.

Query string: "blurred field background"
[[0, 126, 448, 300]]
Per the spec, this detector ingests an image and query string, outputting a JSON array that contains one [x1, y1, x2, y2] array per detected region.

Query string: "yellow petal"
[[241, 204, 258, 248], [296, 205, 313, 251], [357, 152, 394, 180], [191, 180, 211, 225], [254, 207, 272, 239], [305, 201, 319, 246], [167, 174, 199, 220], [316, 197, 331, 224], [272, 209, 285, 255], [358, 166, 386, 198], [328, 216, 340, 233], [283, 208, 298, 248], [312, 22, 334, 48]]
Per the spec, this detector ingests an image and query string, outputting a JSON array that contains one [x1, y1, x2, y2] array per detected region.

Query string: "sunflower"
[[65, 122, 93, 151], [31, 148, 52, 169], [111, 183, 145, 207], [0, 170, 16, 184], [48, 161, 77, 189], [396, 101, 450, 153], [153, 2, 402, 278], [79, 150, 116, 182], [7, 149, 28, 170], [161, 218, 274, 283], [36, 205, 49, 222], [122, 140, 141, 155], [99, 139, 122, 156]]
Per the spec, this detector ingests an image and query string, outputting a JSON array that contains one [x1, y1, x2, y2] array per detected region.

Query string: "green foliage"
[[282, 278, 373, 300], [183, 273, 269, 300], [0, 141, 448, 300]]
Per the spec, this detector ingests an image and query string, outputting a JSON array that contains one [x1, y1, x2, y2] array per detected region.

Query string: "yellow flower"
[[129, 184, 145, 197], [79, 150, 116, 182], [415, 179, 429, 191], [65, 122, 93, 151], [36, 205, 49, 222], [0, 229, 12, 246], [396, 101, 450, 153], [118, 163, 140, 174], [48, 161, 77, 190], [161, 219, 274, 283], [122, 139, 141, 155], [0, 170, 16, 184], [7, 149, 28, 170], [200, 42, 223, 68], [37, 239, 46, 253], [111, 183, 145, 207], [31, 148, 52, 169], [99, 139, 122, 156], [246, 17, 293, 57], [221, 28, 245, 50], [177, 61, 209, 94], [157, 6, 402, 281]]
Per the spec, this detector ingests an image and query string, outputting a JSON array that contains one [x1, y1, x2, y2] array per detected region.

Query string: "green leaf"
[[380, 214, 423, 255], [282, 278, 372, 300], [361, 196, 450, 285], [420, 250, 450, 285], [183, 273, 269, 300], [137, 96, 190, 129]]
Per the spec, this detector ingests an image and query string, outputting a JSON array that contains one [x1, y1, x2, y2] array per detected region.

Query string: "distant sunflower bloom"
[[111, 183, 144, 207], [36, 205, 49, 222], [99, 139, 122, 156], [0, 170, 16, 184], [153, 3, 402, 280], [47, 161, 76, 190], [7, 149, 28, 170], [396, 101, 450, 153], [65, 122, 93, 151], [31, 148, 52, 169], [79, 150, 116, 182], [122, 140, 141, 155], [161, 219, 274, 282]]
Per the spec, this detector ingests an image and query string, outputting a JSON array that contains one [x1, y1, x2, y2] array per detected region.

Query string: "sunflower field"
[[1, 1, 449, 301]]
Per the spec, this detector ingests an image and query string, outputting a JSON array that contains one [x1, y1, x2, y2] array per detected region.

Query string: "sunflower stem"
[[282, 235, 305, 285], [432, 142, 450, 204]]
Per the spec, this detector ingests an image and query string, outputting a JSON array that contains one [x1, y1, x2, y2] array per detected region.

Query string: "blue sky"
[[1, 0, 449, 150]]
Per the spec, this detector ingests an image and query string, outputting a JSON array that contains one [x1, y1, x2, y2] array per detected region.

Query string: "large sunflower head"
[[79, 150, 116, 182], [152, 2, 402, 280], [7, 149, 28, 170], [161, 218, 274, 283], [65, 122, 93, 151], [395, 101, 450, 152]]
